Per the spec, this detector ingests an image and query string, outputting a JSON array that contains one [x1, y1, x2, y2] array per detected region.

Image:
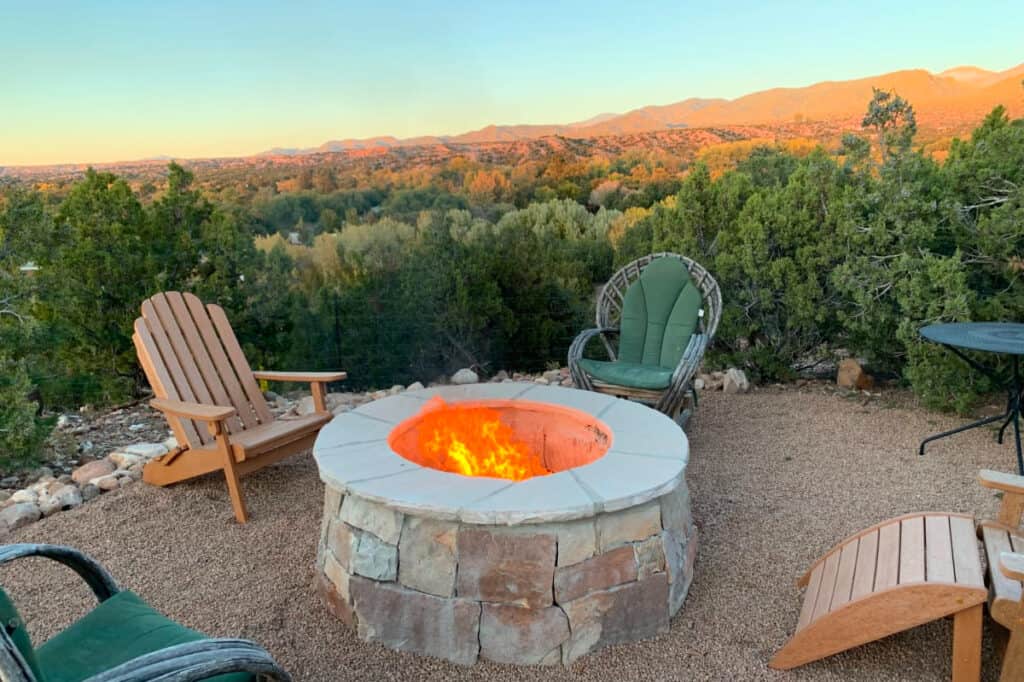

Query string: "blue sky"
[[2, 0, 1022, 165]]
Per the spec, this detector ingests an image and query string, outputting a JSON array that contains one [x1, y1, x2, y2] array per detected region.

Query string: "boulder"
[[837, 358, 874, 390], [388, 384, 404, 395], [72, 459, 114, 486], [10, 489, 37, 504], [722, 368, 750, 394], [450, 368, 479, 385], [109, 452, 143, 469], [91, 474, 121, 492], [0, 503, 41, 532], [406, 381, 425, 392]]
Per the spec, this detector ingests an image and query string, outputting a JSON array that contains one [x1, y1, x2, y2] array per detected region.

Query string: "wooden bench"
[[979, 469, 1024, 681], [771, 512, 986, 681]]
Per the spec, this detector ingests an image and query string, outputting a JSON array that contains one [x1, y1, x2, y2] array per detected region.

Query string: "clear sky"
[[2, 0, 1022, 166]]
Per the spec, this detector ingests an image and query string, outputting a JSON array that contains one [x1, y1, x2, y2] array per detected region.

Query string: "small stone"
[[339, 496, 404, 544], [92, 475, 120, 492], [0, 477, 18, 488], [80, 484, 100, 502], [399, 517, 458, 597], [554, 545, 638, 603], [457, 528, 556, 608], [480, 604, 569, 665], [37, 484, 82, 516], [162, 436, 179, 451], [694, 378, 706, 390], [109, 452, 143, 469], [350, 576, 481, 665], [560, 377, 574, 387], [542, 369, 562, 383], [118, 476, 134, 488], [72, 459, 115, 486], [26, 467, 53, 483], [10, 489, 37, 504], [0, 503, 41, 531], [370, 390, 388, 400], [389, 384, 404, 395], [56, 415, 71, 429], [533, 377, 550, 385], [120, 443, 169, 458], [837, 358, 874, 390], [561, 573, 669, 664], [128, 423, 146, 432], [634, 536, 666, 579], [0, 491, 10, 504], [492, 370, 510, 382], [57, 474, 73, 484], [722, 368, 750, 394], [450, 368, 479, 385], [597, 502, 661, 551], [406, 381, 425, 391], [296, 396, 316, 416], [79, 440, 95, 454], [351, 532, 398, 581]]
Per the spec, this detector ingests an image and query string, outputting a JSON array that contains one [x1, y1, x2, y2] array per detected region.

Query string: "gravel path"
[[2, 388, 1015, 680]]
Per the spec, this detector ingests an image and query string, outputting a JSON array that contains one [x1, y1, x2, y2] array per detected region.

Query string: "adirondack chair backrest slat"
[[134, 292, 274, 450], [133, 318, 203, 448], [181, 293, 261, 430], [162, 292, 246, 433]]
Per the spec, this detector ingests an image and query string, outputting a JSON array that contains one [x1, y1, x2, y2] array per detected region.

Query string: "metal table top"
[[920, 322, 1024, 356]]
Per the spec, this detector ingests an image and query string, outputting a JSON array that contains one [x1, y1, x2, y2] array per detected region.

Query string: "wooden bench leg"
[[213, 429, 249, 524], [952, 604, 982, 682], [1003, 629, 1024, 682]]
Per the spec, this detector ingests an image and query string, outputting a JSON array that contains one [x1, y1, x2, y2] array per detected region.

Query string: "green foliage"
[[0, 356, 50, 469]]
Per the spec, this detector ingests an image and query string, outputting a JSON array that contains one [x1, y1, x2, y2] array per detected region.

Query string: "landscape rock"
[[457, 528, 556, 608], [492, 370, 510, 382], [634, 535, 667, 579], [80, 484, 100, 502], [119, 442, 169, 458], [389, 384, 404, 395], [837, 358, 874, 390], [109, 452, 143, 469], [72, 459, 115, 486], [554, 546, 638, 603], [27, 467, 54, 483], [296, 396, 316, 416], [0, 503, 41, 532], [722, 368, 750, 394], [0, 491, 10, 504], [10, 489, 37, 504], [92, 474, 121, 492], [451, 368, 479, 385], [480, 604, 569, 665], [350, 576, 481, 665], [38, 484, 82, 516], [561, 573, 669, 664], [406, 381, 425, 392], [399, 517, 458, 597]]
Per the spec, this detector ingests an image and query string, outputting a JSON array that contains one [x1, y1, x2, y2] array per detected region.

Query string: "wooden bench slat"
[[899, 516, 925, 584], [830, 541, 858, 611], [208, 303, 273, 425], [812, 551, 841, 621], [876, 522, 901, 590], [796, 563, 824, 632], [950, 515, 983, 587], [851, 530, 878, 600], [133, 322, 200, 448], [925, 514, 955, 583]]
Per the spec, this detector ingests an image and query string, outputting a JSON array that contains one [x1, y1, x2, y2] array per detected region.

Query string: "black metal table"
[[919, 322, 1024, 473]]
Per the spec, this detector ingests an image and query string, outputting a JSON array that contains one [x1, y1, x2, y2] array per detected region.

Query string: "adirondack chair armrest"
[[0, 544, 120, 602], [979, 469, 1024, 495], [252, 371, 348, 383], [1000, 552, 1024, 583], [149, 399, 236, 424], [81, 638, 292, 682]]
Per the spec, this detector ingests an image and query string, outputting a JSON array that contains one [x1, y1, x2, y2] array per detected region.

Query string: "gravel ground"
[[2, 388, 1016, 681]]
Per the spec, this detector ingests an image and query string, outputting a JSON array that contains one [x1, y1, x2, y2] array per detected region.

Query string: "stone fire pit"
[[313, 383, 695, 666]]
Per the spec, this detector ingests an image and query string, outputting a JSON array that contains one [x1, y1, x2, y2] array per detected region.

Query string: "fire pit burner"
[[313, 383, 695, 666]]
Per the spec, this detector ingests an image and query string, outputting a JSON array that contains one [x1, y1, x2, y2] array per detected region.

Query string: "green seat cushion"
[[617, 257, 702, 369], [0, 588, 43, 681], [577, 359, 674, 390], [36, 591, 251, 682]]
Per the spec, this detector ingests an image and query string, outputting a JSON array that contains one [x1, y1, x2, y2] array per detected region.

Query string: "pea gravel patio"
[[1, 388, 1013, 681]]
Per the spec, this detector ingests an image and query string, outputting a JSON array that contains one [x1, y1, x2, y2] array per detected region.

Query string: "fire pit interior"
[[313, 383, 695, 666], [388, 396, 611, 480]]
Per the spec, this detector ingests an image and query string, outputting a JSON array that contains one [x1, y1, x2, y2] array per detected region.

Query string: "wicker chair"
[[568, 253, 721, 424], [0, 544, 291, 682]]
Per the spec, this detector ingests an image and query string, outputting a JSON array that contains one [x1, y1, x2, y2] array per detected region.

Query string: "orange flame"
[[415, 397, 551, 481]]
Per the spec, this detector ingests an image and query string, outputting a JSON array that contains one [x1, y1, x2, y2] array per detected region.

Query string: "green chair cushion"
[[36, 590, 251, 682], [617, 257, 702, 369], [0, 588, 43, 681], [577, 359, 674, 390]]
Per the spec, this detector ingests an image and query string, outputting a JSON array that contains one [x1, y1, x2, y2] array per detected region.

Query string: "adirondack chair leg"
[[311, 381, 327, 413], [952, 604, 982, 682], [210, 424, 248, 524], [1002, 629, 1024, 682]]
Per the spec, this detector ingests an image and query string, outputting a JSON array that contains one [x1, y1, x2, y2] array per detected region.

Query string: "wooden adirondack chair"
[[132, 292, 346, 523]]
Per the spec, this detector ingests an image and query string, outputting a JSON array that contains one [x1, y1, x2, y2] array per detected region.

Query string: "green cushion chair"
[[568, 253, 721, 424], [0, 544, 290, 682]]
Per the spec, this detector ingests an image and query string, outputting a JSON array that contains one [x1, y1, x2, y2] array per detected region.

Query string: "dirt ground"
[[3, 387, 1016, 680]]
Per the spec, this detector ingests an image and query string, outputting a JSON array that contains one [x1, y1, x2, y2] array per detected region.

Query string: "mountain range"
[[262, 63, 1024, 156]]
